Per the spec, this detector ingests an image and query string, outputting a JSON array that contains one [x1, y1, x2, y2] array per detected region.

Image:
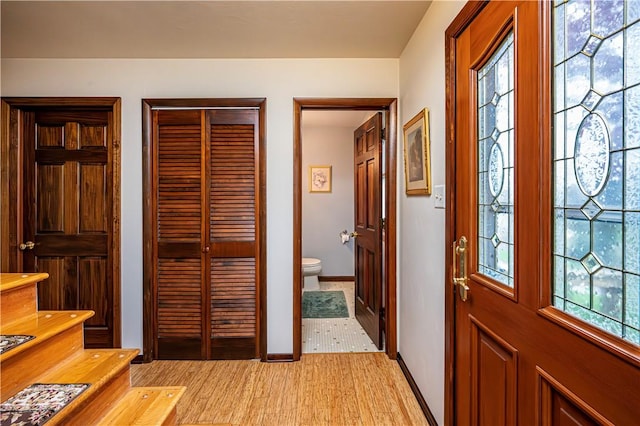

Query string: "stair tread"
[[0, 310, 94, 361], [38, 348, 138, 387], [97, 386, 186, 425], [34, 349, 139, 426], [0, 273, 49, 293], [2, 347, 134, 400]]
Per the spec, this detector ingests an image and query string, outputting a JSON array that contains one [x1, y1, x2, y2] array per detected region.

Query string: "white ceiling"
[[1, 0, 432, 59]]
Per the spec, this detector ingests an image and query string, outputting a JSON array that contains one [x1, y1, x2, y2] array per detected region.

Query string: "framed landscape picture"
[[403, 108, 432, 195], [309, 165, 332, 193]]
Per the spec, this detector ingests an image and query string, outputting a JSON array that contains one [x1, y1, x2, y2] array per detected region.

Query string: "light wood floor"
[[130, 353, 428, 426]]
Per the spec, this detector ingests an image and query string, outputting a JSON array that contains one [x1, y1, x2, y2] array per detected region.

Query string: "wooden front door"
[[144, 99, 265, 361], [1, 98, 121, 349], [448, 2, 639, 424], [353, 112, 383, 349]]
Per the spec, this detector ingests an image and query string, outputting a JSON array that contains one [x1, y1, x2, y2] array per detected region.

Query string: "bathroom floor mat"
[[302, 290, 349, 318]]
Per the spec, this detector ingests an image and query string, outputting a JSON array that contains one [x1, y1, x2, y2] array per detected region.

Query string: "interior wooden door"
[[353, 112, 383, 349], [152, 106, 261, 360], [450, 1, 639, 424], [154, 109, 204, 359], [207, 109, 259, 359], [20, 107, 118, 348]]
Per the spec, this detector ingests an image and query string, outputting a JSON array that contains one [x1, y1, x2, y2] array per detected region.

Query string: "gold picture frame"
[[309, 165, 332, 193], [403, 108, 432, 195]]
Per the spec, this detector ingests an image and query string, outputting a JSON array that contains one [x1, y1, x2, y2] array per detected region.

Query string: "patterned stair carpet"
[[0, 383, 89, 426], [0, 335, 35, 355]]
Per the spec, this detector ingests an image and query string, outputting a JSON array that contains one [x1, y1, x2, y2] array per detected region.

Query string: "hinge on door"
[[380, 307, 385, 322], [380, 218, 385, 229], [381, 128, 386, 141]]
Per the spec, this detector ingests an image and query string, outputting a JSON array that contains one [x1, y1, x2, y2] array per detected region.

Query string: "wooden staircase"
[[0, 272, 185, 425]]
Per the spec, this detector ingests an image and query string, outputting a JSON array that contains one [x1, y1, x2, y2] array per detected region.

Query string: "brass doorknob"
[[19, 241, 35, 251], [350, 232, 360, 238]]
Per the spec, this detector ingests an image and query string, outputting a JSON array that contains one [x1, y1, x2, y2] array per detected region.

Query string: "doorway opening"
[[301, 110, 383, 354], [293, 98, 398, 361]]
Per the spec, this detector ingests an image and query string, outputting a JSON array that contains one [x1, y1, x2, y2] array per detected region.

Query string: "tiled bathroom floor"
[[302, 281, 382, 353]]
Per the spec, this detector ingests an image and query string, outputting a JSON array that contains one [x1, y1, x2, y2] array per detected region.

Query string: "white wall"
[[302, 125, 355, 276], [398, 1, 466, 424], [1, 58, 398, 354]]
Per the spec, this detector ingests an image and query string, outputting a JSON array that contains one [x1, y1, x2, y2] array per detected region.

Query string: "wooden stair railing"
[[0, 273, 185, 425]]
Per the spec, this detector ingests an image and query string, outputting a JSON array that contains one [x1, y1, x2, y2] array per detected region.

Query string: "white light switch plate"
[[434, 185, 445, 209]]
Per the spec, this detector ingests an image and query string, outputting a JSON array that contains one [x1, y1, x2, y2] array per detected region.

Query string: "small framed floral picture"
[[309, 165, 332, 193]]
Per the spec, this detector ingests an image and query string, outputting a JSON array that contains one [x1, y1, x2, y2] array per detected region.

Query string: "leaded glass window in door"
[[553, 0, 640, 345], [478, 33, 515, 287]]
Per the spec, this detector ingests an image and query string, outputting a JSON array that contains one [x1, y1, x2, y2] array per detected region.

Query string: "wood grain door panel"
[[550, 396, 600, 426], [210, 258, 256, 359], [470, 316, 517, 426], [157, 258, 203, 360], [538, 368, 612, 426], [354, 113, 383, 349], [22, 109, 116, 348]]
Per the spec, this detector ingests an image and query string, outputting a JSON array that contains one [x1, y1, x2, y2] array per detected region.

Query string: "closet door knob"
[[202, 246, 210, 253]]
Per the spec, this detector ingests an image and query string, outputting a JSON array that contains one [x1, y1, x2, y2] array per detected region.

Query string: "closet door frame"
[[142, 98, 267, 362]]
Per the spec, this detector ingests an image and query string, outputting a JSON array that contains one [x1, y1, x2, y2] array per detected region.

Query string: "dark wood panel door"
[[152, 106, 261, 360], [22, 109, 117, 348], [451, 2, 639, 425], [353, 113, 383, 349]]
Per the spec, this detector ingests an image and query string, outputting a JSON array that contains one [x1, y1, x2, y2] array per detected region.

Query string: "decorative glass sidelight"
[[553, 0, 640, 345], [478, 33, 515, 287]]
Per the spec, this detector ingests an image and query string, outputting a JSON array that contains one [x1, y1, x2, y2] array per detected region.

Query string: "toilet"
[[302, 257, 322, 290]]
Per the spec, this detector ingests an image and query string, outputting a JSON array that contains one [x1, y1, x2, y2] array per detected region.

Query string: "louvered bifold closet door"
[[207, 110, 258, 359], [155, 110, 205, 359], [153, 108, 259, 360]]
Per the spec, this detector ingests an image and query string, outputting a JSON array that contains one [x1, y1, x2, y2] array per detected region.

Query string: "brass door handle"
[[350, 231, 360, 238], [452, 236, 469, 301], [19, 241, 35, 251]]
